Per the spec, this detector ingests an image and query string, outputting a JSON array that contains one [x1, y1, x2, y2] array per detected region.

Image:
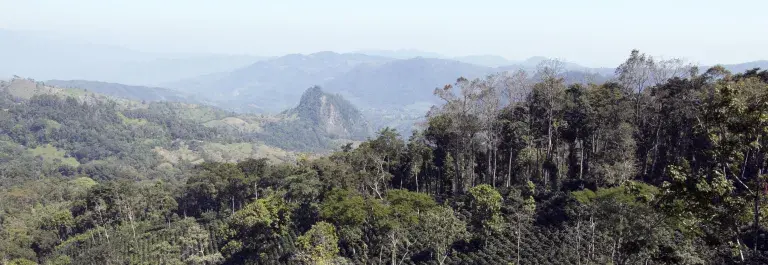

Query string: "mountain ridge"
[[45, 79, 204, 104]]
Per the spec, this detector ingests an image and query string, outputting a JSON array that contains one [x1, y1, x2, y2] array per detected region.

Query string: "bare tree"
[[501, 69, 531, 106], [651, 57, 695, 85], [478, 74, 502, 187], [537, 58, 566, 82], [616, 50, 654, 95]]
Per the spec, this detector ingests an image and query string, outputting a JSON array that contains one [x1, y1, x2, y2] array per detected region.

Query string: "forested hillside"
[[0, 78, 303, 187], [2, 50, 768, 265], [45, 80, 204, 105]]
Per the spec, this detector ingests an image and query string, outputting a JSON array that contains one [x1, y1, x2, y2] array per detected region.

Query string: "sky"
[[1, 0, 766, 67]]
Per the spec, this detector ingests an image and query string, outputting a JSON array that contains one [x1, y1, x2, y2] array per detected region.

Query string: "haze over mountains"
[[4, 29, 767, 134], [0, 29, 266, 85]]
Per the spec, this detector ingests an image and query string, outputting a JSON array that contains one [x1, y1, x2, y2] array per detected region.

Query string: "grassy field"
[[5, 78, 61, 99], [28, 144, 80, 167], [117, 112, 148, 126]]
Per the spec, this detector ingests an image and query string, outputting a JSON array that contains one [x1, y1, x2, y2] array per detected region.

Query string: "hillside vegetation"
[[3, 50, 768, 265], [45, 80, 204, 104], [0, 78, 357, 188]]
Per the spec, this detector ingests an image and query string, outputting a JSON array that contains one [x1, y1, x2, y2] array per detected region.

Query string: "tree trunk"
[[579, 139, 584, 180], [453, 151, 461, 195], [488, 146, 493, 187], [391, 233, 397, 265], [576, 212, 582, 265], [590, 216, 595, 261], [517, 219, 521, 265], [416, 172, 420, 193], [649, 123, 661, 177], [508, 148, 513, 187], [128, 209, 136, 241], [493, 147, 498, 187], [755, 168, 763, 251], [737, 237, 745, 262]]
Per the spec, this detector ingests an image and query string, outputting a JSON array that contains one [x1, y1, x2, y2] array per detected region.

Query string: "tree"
[[477, 74, 503, 187], [220, 195, 291, 262], [176, 218, 223, 265], [296, 222, 340, 264], [573, 182, 667, 264], [468, 184, 503, 238], [319, 189, 369, 261], [503, 181, 536, 265], [616, 50, 654, 95], [431, 77, 484, 193], [501, 69, 531, 105], [417, 206, 467, 265], [585, 83, 636, 186], [530, 59, 567, 190], [383, 190, 437, 265]]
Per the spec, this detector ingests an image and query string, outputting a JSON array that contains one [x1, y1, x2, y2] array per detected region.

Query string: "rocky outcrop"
[[289, 86, 371, 140]]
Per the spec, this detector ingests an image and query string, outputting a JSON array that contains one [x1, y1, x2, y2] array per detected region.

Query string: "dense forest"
[[2, 50, 768, 265]]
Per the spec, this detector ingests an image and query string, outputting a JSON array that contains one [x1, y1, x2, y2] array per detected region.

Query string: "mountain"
[[319, 58, 493, 134], [323, 57, 493, 108], [0, 29, 265, 86], [288, 86, 371, 139], [98, 55, 266, 86], [259, 86, 372, 151], [45, 80, 204, 104], [452, 55, 516, 67], [166, 52, 394, 112], [719, 60, 768, 74], [495, 56, 612, 73], [167, 53, 614, 134], [355, 49, 444, 59]]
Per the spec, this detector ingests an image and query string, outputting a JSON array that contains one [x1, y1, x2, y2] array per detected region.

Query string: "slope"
[[46, 80, 204, 104], [0, 77, 309, 188]]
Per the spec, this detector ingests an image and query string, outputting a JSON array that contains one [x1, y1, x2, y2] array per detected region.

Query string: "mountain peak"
[[308, 51, 340, 57], [291, 86, 371, 139], [523, 56, 549, 65]]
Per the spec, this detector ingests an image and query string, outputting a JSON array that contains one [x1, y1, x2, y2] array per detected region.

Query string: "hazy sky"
[[1, 0, 766, 67]]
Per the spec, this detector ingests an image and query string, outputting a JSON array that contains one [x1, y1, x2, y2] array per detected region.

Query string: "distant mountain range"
[[162, 52, 626, 114], [714, 61, 768, 74], [322, 57, 493, 107], [4, 29, 767, 134], [0, 29, 266, 85], [165, 52, 393, 112]]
